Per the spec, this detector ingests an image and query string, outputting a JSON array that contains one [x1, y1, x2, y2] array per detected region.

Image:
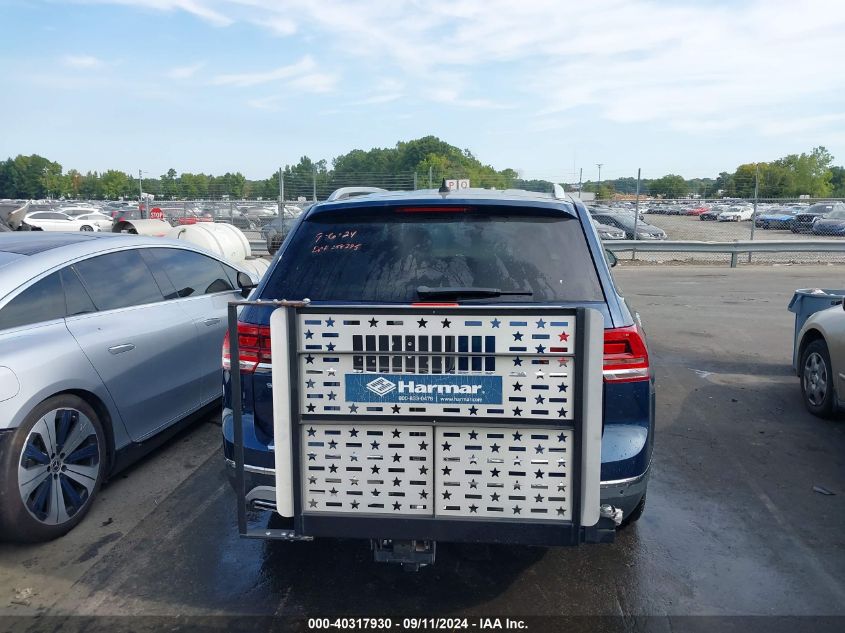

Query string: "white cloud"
[[247, 95, 284, 111], [254, 15, 297, 36], [166, 62, 205, 79], [85, 0, 232, 26], [289, 72, 337, 93], [211, 56, 316, 87], [62, 54, 104, 69], [73, 0, 845, 137]]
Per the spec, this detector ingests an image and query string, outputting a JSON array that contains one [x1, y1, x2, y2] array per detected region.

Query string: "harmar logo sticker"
[[366, 377, 397, 397], [347, 374, 502, 404]]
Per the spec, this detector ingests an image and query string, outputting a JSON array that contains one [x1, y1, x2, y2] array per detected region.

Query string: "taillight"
[[603, 325, 650, 382], [222, 322, 272, 373]]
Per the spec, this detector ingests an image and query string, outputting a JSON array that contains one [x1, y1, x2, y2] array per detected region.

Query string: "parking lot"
[[1, 265, 843, 621]]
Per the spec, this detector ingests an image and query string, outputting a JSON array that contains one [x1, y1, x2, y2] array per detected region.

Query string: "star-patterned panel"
[[434, 426, 571, 521], [302, 424, 433, 515], [298, 313, 575, 421]]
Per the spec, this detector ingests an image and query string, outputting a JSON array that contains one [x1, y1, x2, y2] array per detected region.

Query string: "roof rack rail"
[[326, 187, 389, 202]]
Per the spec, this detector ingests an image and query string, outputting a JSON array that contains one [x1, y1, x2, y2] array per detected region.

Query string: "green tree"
[[648, 174, 688, 198], [101, 170, 130, 199], [830, 166, 845, 197], [160, 168, 178, 199]]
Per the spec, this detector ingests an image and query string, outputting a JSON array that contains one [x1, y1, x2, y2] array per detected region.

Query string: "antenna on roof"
[[553, 183, 567, 200], [438, 179, 450, 194]]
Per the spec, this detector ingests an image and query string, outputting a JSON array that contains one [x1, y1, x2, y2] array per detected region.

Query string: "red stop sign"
[[150, 207, 164, 220]]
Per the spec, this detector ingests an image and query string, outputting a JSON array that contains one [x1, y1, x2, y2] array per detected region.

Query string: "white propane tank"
[[238, 257, 271, 280], [167, 223, 251, 262]]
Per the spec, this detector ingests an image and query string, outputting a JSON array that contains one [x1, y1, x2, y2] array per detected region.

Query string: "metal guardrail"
[[605, 240, 845, 267]]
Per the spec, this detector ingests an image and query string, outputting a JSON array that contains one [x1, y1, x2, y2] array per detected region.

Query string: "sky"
[[1, 0, 844, 183]]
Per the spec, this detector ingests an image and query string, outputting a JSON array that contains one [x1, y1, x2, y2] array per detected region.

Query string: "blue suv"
[[222, 188, 654, 558]]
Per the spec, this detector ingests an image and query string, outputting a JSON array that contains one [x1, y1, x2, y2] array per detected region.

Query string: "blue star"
[[513, 332, 523, 341], [491, 318, 501, 328], [535, 344, 546, 354], [536, 319, 546, 328], [513, 356, 523, 366], [305, 379, 315, 389], [325, 317, 335, 327], [535, 395, 545, 405], [304, 329, 314, 339], [327, 342, 336, 352], [327, 391, 337, 401], [558, 383, 567, 392]]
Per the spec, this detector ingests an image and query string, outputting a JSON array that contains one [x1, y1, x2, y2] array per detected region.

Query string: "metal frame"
[[228, 302, 598, 545], [605, 239, 845, 267]]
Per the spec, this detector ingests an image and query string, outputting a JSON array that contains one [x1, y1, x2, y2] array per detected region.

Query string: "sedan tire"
[[79, 225, 94, 232], [801, 339, 836, 418], [0, 395, 106, 542]]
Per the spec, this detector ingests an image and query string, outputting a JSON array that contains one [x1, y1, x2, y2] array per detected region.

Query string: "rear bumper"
[[225, 456, 649, 519]]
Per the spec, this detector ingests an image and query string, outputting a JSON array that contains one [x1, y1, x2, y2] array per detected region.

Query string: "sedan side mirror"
[[237, 271, 258, 297], [605, 249, 618, 268]]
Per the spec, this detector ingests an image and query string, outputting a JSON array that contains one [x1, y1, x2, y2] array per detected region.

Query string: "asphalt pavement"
[[1, 266, 844, 623]]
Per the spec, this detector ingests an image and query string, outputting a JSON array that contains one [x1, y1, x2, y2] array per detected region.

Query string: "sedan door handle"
[[108, 343, 135, 355], [202, 317, 221, 326]]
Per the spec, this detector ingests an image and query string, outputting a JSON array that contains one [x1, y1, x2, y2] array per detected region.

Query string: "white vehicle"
[[75, 212, 114, 231], [718, 205, 754, 222], [57, 204, 99, 217], [24, 211, 102, 232]]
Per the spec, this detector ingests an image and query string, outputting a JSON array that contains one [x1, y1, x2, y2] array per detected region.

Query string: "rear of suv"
[[222, 188, 654, 562]]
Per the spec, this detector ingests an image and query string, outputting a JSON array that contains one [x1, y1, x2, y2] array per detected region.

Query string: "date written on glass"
[[312, 230, 362, 254]]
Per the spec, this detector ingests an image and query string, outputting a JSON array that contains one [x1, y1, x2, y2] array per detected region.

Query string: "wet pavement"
[[1, 266, 844, 620]]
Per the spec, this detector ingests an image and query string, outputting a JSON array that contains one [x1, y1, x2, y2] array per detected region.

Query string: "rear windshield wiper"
[[416, 286, 534, 299]]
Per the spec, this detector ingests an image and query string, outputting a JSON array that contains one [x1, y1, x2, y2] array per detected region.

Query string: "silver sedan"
[[0, 232, 256, 541]]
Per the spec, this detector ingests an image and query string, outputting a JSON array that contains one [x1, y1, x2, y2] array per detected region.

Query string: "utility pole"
[[749, 163, 759, 263], [596, 163, 603, 201], [138, 169, 145, 218], [577, 168, 583, 199], [632, 168, 641, 261], [279, 167, 285, 217]]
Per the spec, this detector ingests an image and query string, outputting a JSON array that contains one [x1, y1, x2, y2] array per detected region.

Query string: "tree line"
[[1, 138, 843, 201], [582, 147, 844, 199]]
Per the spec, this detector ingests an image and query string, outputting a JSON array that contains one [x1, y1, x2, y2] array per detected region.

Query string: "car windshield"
[[263, 206, 603, 303], [808, 204, 834, 213], [600, 214, 642, 229], [824, 209, 845, 219]]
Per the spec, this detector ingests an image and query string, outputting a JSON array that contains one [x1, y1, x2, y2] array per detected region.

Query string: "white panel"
[[302, 424, 433, 515], [298, 313, 575, 421], [579, 308, 604, 527], [270, 309, 294, 517], [434, 426, 572, 521]]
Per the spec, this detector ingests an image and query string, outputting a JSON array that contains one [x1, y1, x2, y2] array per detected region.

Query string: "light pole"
[[596, 163, 603, 201], [138, 169, 145, 217]]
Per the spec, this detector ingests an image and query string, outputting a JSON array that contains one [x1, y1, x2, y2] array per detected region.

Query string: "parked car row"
[[589, 208, 667, 240], [640, 200, 845, 236]]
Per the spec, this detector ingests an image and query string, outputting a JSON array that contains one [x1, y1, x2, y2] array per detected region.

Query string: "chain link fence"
[[22, 177, 845, 263]]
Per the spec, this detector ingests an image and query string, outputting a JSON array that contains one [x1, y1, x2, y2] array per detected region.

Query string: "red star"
[[558, 332, 570, 342], [558, 357, 569, 367]]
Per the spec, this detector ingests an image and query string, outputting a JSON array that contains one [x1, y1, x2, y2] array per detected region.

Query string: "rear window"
[[262, 206, 603, 303]]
